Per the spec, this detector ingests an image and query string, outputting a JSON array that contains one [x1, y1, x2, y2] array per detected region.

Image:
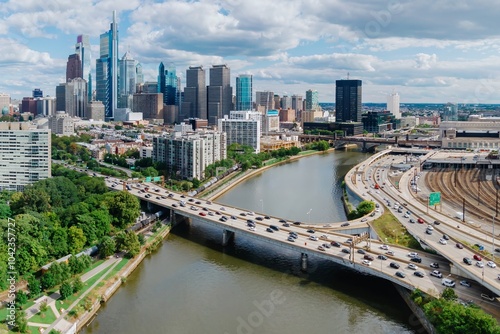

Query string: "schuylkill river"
[[82, 150, 420, 334]]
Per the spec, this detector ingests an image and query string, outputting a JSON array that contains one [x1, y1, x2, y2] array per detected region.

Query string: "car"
[[266, 227, 274, 233], [239, 212, 246, 216], [198, 211, 207, 217], [364, 255, 374, 261], [463, 257, 472, 265], [231, 215, 237, 220], [409, 219, 416, 224], [410, 257, 422, 263], [246, 211, 254, 216], [425, 229, 433, 235], [282, 223, 290, 227], [408, 263, 418, 270], [487, 261, 497, 268], [309, 235, 318, 241], [403, 214, 409, 218], [443, 234, 450, 240], [386, 250, 395, 256], [433, 220, 440, 225], [208, 212, 214, 216], [248, 226, 256, 231], [287, 236, 295, 242], [195, 201, 201, 204], [380, 244, 389, 250], [473, 254, 482, 261], [264, 216, 271, 220], [307, 229, 315, 233], [456, 243, 464, 249], [322, 243, 331, 249], [390, 262, 400, 269], [476, 261, 484, 268], [172, 204, 178, 208], [361, 218, 367, 222], [430, 262, 439, 268], [215, 211, 221, 215], [345, 238, 353, 244], [370, 212, 376, 217], [496, 248, 500, 253], [318, 245, 326, 251], [395, 271, 406, 278], [426, 225, 434, 231], [341, 248, 350, 254], [439, 238, 447, 245], [377, 255, 387, 260], [279, 219, 287, 223], [293, 221, 301, 225], [460, 280, 471, 287], [206, 201, 212, 205], [269, 225, 279, 231], [408, 252, 419, 258], [256, 217, 263, 221], [168, 193, 174, 198], [357, 249, 366, 254], [430, 270, 442, 278], [190, 206, 198, 211], [220, 207, 226, 211], [362, 260, 371, 266], [331, 241, 341, 247], [417, 218, 425, 224], [341, 222, 350, 227], [414, 271, 425, 278], [442, 278, 455, 287], [203, 207, 209, 211], [188, 198, 194, 202]]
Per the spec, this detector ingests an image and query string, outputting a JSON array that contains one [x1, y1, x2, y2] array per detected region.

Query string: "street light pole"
[[493, 215, 496, 262], [307, 209, 312, 225], [259, 199, 263, 213]]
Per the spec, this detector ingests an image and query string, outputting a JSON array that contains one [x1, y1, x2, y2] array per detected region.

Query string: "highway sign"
[[429, 192, 441, 206]]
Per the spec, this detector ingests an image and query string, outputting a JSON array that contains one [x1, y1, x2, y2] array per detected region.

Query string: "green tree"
[[27, 276, 41, 299], [41, 271, 56, 290], [441, 287, 457, 301], [122, 231, 141, 257], [356, 201, 375, 216], [100, 236, 116, 258], [14, 310, 28, 333], [59, 281, 73, 300], [105, 191, 140, 229], [50, 227, 68, 257], [68, 226, 86, 254], [72, 276, 83, 293], [15, 290, 28, 306], [138, 234, 146, 245]]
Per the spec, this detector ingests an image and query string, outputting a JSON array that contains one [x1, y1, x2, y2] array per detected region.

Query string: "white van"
[[442, 278, 455, 287]]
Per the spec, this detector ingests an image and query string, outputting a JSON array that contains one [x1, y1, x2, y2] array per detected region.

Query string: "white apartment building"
[[152, 130, 227, 180], [218, 114, 261, 153], [0, 122, 51, 191], [48, 111, 75, 136]]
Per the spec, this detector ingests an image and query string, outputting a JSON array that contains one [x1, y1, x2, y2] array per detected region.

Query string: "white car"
[[403, 214, 409, 218], [487, 261, 497, 268], [362, 260, 372, 266], [248, 226, 256, 231], [408, 252, 418, 258], [439, 238, 447, 245], [476, 261, 484, 268], [427, 225, 434, 231], [408, 263, 418, 270], [380, 244, 389, 250], [309, 235, 318, 241], [430, 270, 442, 278]]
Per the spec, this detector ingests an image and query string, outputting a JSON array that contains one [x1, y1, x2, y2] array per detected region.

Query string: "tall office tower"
[[0, 93, 10, 112], [36, 97, 56, 117], [182, 66, 206, 120], [76, 34, 92, 101], [207, 64, 232, 125], [386, 91, 400, 118], [236, 74, 252, 111], [0, 123, 51, 191], [32, 89, 43, 98], [136, 62, 144, 85], [273, 95, 280, 109], [443, 102, 458, 121], [96, 11, 119, 120], [56, 78, 87, 118], [281, 96, 292, 109], [255, 91, 274, 112], [118, 51, 137, 108], [305, 89, 319, 110], [66, 54, 83, 81], [158, 62, 178, 106], [335, 79, 362, 122]]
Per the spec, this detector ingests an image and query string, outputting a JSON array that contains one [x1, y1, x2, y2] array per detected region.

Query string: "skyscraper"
[[56, 78, 87, 118], [386, 92, 400, 118], [76, 35, 92, 102], [255, 91, 274, 112], [32, 89, 43, 98], [66, 54, 82, 81], [96, 11, 119, 120], [158, 62, 178, 106], [182, 66, 206, 120], [207, 64, 232, 125], [236, 74, 252, 111], [305, 89, 319, 110], [118, 51, 137, 108], [335, 79, 362, 122]]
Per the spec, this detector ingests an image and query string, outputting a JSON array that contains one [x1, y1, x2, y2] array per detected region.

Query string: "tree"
[[441, 287, 457, 301], [60, 281, 73, 300], [27, 276, 41, 299], [15, 290, 28, 307], [72, 276, 83, 293], [41, 271, 56, 290], [14, 310, 28, 333], [122, 231, 141, 257], [138, 234, 146, 245], [100, 236, 116, 258], [68, 226, 86, 254], [50, 227, 68, 257], [105, 191, 140, 229], [356, 201, 375, 216]]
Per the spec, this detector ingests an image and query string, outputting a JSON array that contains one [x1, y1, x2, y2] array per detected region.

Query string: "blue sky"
[[1, 0, 499, 103]]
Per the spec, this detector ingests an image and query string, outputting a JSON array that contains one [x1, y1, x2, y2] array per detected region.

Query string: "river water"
[[82, 150, 418, 334]]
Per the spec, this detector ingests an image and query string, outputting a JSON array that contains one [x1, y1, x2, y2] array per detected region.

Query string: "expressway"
[[345, 150, 500, 300]]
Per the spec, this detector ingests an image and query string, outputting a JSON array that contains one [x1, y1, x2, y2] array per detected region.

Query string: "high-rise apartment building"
[[96, 11, 119, 120], [48, 112, 75, 136], [255, 91, 274, 112], [281, 96, 292, 110], [386, 92, 400, 119], [182, 66, 206, 120], [152, 130, 226, 180], [305, 89, 319, 110], [118, 51, 137, 108], [0, 122, 51, 191], [76, 34, 92, 101], [158, 62, 178, 106], [335, 79, 362, 122], [207, 65, 232, 125], [66, 54, 82, 81], [236, 74, 252, 111], [218, 112, 261, 153]]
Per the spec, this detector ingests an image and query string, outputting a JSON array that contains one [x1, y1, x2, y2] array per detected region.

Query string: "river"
[[82, 150, 418, 334]]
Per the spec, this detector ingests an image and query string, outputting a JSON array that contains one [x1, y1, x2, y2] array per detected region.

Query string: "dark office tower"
[[96, 11, 119, 120], [158, 62, 178, 106], [181, 66, 206, 120], [335, 79, 362, 122], [66, 54, 83, 81], [32, 88, 43, 98], [236, 74, 252, 111], [207, 64, 232, 125]]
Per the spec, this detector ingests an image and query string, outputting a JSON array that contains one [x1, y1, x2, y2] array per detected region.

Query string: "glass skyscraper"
[[118, 51, 137, 108], [96, 11, 119, 120], [236, 74, 252, 111], [158, 62, 178, 106], [305, 89, 319, 110], [75, 34, 92, 102]]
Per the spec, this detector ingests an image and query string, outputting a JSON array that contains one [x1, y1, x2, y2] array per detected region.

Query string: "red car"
[[456, 243, 464, 249], [473, 254, 482, 261], [417, 218, 425, 224], [199, 212, 206, 216]]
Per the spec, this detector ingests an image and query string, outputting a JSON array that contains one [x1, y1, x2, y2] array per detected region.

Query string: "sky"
[[1, 0, 500, 104]]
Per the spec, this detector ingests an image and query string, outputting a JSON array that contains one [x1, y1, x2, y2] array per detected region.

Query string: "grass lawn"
[[103, 259, 129, 280], [0, 300, 35, 323], [59, 268, 109, 310], [28, 306, 57, 324], [298, 150, 317, 155], [371, 210, 423, 250]]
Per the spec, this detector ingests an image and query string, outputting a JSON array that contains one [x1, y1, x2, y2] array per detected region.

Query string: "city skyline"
[[1, 1, 499, 103]]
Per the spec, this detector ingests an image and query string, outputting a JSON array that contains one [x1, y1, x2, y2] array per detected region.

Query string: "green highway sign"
[[145, 177, 152, 182], [153, 176, 161, 182], [429, 192, 441, 206]]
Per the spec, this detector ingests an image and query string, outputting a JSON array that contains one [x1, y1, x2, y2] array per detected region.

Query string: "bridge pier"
[[301, 253, 308, 272], [222, 229, 234, 246]]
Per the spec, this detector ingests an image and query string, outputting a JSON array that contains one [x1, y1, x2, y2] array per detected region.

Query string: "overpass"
[[105, 177, 479, 299]]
